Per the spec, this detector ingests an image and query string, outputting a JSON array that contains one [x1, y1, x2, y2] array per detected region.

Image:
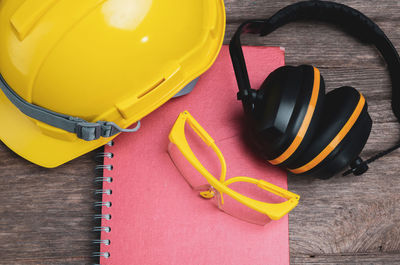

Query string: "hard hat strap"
[[0, 73, 140, 141]]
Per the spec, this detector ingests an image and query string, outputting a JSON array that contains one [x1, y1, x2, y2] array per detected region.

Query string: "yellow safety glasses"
[[168, 111, 300, 225]]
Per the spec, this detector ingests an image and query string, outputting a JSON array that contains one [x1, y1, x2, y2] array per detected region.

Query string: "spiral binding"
[[93, 141, 114, 264]]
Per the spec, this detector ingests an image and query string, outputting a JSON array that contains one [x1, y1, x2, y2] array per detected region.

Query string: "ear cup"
[[287, 86, 372, 179], [248, 65, 325, 167]]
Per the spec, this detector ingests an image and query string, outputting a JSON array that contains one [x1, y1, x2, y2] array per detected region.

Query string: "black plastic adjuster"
[[342, 156, 369, 176], [237, 88, 258, 102], [76, 122, 102, 141], [349, 157, 369, 176]]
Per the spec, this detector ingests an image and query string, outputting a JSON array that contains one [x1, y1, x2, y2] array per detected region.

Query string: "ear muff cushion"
[[251, 65, 325, 167], [287, 86, 372, 178]]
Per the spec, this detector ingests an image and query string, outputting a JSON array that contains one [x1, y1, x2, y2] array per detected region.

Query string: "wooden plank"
[[288, 158, 400, 254], [0, 145, 98, 264], [291, 253, 400, 264], [224, 0, 400, 22], [224, 21, 400, 68]]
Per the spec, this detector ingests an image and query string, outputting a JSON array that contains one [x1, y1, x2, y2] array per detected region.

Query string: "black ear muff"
[[248, 65, 325, 167], [286, 86, 372, 179], [230, 1, 400, 178]]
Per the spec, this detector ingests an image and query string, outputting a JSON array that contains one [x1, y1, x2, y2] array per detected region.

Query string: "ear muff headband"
[[230, 0, 400, 122]]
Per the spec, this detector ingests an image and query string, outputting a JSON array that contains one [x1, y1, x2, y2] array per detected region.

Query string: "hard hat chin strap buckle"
[[76, 122, 103, 141], [76, 121, 141, 141]]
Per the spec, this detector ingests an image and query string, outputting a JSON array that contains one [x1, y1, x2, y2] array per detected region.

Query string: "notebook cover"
[[100, 46, 287, 265]]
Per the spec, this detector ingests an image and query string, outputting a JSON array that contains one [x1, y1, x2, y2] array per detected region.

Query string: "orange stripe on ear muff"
[[289, 93, 366, 174], [269, 67, 321, 166]]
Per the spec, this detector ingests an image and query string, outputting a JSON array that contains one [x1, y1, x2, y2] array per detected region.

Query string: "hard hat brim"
[[0, 90, 114, 167]]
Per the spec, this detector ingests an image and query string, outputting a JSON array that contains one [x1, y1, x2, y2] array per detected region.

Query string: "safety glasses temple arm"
[[184, 111, 214, 146], [223, 176, 299, 200], [172, 111, 227, 182], [257, 179, 300, 200], [259, 199, 299, 220]]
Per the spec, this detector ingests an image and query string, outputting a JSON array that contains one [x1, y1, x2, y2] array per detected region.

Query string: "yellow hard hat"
[[0, 0, 225, 167]]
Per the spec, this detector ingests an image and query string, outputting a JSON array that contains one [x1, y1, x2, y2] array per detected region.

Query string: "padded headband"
[[230, 0, 400, 122]]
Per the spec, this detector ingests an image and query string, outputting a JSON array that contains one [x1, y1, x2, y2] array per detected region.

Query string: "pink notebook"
[[99, 46, 287, 265]]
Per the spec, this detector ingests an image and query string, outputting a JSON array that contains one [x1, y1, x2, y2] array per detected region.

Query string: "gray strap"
[[0, 73, 140, 141], [173, 77, 199, 98]]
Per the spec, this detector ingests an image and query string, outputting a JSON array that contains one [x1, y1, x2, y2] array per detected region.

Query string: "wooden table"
[[1, 1, 399, 264]]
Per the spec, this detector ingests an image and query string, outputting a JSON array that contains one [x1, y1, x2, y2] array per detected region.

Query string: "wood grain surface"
[[1, 0, 400, 264]]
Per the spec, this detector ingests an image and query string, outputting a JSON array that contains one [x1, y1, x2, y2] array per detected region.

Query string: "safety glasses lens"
[[214, 181, 287, 225], [168, 123, 221, 191]]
